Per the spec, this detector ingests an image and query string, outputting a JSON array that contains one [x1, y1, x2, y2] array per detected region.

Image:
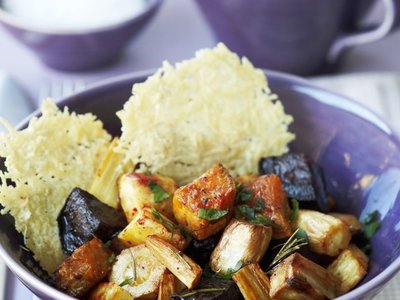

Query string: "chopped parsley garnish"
[[289, 198, 299, 222], [251, 215, 274, 226], [236, 204, 256, 220], [107, 252, 116, 265], [203, 260, 243, 280], [198, 208, 228, 221], [148, 181, 170, 203], [235, 183, 252, 202], [254, 198, 265, 211], [363, 210, 380, 239], [266, 228, 308, 273]]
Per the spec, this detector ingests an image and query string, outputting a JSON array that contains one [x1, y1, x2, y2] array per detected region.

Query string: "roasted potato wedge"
[[232, 263, 271, 300], [118, 207, 189, 250], [53, 238, 112, 298], [328, 244, 368, 295], [109, 244, 167, 299], [293, 210, 352, 256], [89, 282, 134, 300], [270, 253, 339, 300], [173, 164, 236, 240], [210, 219, 272, 275], [329, 213, 362, 235], [119, 172, 177, 222], [250, 174, 292, 239], [145, 235, 202, 289]]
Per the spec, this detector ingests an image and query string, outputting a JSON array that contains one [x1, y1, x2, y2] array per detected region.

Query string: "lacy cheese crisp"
[[0, 100, 111, 273], [117, 43, 295, 185]]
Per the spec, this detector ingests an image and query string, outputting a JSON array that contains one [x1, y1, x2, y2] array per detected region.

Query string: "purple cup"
[[0, 0, 162, 71], [1, 70, 400, 299], [196, 0, 400, 75]]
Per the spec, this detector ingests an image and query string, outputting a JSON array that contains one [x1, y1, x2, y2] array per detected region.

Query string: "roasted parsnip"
[[118, 207, 189, 250], [89, 282, 134, 300], [145, 235, 202, 289], [210, 219, 272, 275], [89, 138, 133, 209], [109, 245, 167, 299], [118, 171, 177, 222], [158, 272, 176, 300], [232, 263, 271, 300], [53, 238, 112, 298], [270, 253, 339, 300], [328, 244, 368, 295], [173, 164, 236, 240], [329, 213, 362, 235], [293, 209, 351, 256], [250, 174, 292, 239]]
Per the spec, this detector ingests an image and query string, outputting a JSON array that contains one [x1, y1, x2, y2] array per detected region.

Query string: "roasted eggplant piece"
[[258, 153, 329, 212], [185, 234, 221, 267], [293, 210, 351, 257], [269, 253, 339, 300], [171, 277, 242, 300], [53, 238, 112, 298], [210, 219, 272, 275], [328, 244, 368, 295], [58, 187, 127, 254], [109, 244, 167, 299], [173, 164, 236, 240]]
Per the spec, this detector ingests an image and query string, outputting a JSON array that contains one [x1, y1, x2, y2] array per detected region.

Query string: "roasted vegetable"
[[293, 210, 351, 256], [250, 174, 292, 239], [118, 171, 177, 222], [171, 277, 241, 300], [58, 188, 127, 254], [53, 238, 112, 298], [173, 164, 236, 240], [328, 244, 368, 295], [89, 138, 133, 209], [329, 213, 362, 235], [185, 235, 221, 267], [118, 207, 189, 250], [158, 272, 179, 300], [109, 244, 167, 299], [89, 282, 134, 300], [146, 235, 203, 289], [210, 219, 271, 275], [232, 263, 271, 300], [269, 253, 339, 300], [258, 153, 329, 212]]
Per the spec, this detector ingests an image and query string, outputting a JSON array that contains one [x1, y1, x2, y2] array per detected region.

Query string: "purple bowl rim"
[[0, 69, 399, 299], [0, 0, 162, 35]]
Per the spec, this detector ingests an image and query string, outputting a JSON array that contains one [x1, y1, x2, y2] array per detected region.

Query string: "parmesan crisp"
[[0, 100, 111, 273], [117, 43, 295, 185]]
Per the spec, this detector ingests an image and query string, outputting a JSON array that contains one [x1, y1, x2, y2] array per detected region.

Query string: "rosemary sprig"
[[179, 288, 226, 297], [266, 228, 308, 273], [151, 208, 178, 237], [174, 251, 192, 270]]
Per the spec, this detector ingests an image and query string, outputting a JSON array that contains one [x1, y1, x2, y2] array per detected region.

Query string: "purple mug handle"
[[328, 0, 398, 62]]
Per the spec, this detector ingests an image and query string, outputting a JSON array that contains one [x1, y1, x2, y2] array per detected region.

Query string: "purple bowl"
[[0, 0, 162, 71], [1, 70, 400, 299]]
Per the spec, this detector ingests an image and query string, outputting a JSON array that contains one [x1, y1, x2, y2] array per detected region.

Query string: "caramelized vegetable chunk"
[[259, 153, 328, 212], [89, 282, 134, 300], [58, 188, 127, 254], [232, 263, 271, 300], [270, 253, 339, 300], [210, 219, 272, 275], [173, 164, 236, 240], [250, 174, 292, 239], [53, 238, 112, 298], [119, 172, 177, 222]]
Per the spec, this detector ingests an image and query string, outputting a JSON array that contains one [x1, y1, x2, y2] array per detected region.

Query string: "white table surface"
[[1, 0, 400, 299]]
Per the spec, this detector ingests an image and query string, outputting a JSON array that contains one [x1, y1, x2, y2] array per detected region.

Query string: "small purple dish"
[[0, 0, 162, 71], [1, 70, 400, 299]]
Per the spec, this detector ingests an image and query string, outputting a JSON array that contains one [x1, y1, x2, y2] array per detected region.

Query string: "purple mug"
[[196, 0, 399, 75]]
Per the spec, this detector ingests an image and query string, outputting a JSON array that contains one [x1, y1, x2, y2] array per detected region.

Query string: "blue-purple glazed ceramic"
[[0, 0, 162, 71], [1, 70, 400, 299]]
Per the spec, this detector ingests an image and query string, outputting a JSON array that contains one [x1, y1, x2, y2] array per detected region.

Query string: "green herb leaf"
[[151, 208, 177, 234], [203, 260, 243, 280], [198, 208, 228, 221], [144, 170, 152, 175], [289, 199, 299, 222], [180, 288, 227, 297], [363, 210, 380, 239], [107, 252, 116, 265], [266, 228, 308, 273], [251, 215, 273, 226], [235, 183, 252, 202], [235, 204, 256, 220], [254, 198, 265, 211], [119, 277, 134, 287], [149, 181, 170, 203]]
